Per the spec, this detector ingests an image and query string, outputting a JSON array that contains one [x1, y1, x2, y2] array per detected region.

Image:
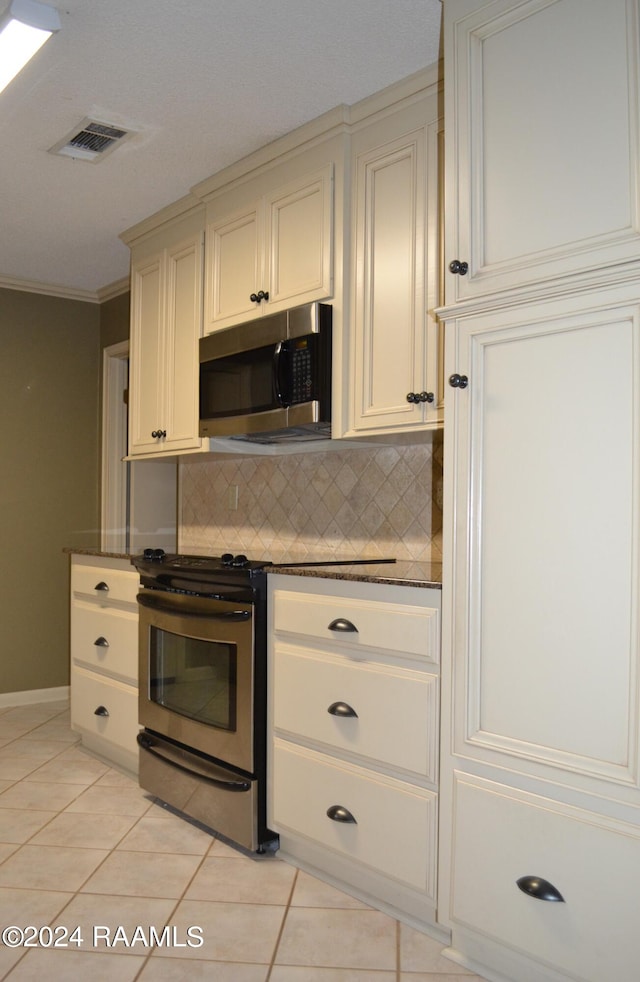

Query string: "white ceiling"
[[0, 0, 442, 299]]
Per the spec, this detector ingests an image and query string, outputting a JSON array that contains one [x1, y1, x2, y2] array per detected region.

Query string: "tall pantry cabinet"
[[438, 2, 640, 981]]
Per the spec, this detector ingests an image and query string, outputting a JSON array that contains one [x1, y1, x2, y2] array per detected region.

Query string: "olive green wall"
[[100, 291, 130, 350], [0, 289, 101, 695]]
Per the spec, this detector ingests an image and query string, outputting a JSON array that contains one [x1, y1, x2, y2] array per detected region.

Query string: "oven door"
[[137, 587, 255, 775]]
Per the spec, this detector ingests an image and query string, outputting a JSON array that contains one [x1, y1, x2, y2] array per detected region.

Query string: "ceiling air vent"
[[49, 118, 135, 163]]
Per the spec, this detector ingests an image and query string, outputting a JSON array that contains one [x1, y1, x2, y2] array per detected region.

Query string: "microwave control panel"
[[290, 337, 315, 404]]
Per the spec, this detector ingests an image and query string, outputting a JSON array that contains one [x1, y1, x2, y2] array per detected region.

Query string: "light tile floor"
[[0, 702, 488, 981]]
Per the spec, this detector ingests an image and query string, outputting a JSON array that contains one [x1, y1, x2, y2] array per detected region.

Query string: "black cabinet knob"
[[94, 705, 110, 717], [94, 581, 109, 592], [449, 374, 469, 389], [406, 392, 419, 404], [418, 391, 434, 403], [250, 290, 270, 303], [151, 429, 167, 439], [94, 637, 109, 648], [516, 876, 565, 903], [449, 259, 469, 275]]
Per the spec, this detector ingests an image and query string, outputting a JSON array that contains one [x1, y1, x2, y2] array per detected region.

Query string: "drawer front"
[[450, 775, 640, 982], [71, 604, 138, 683], [274, 645, 438, 781], [272, 740, 437, 896], [71, 668, 139, 757], [273, 590, 439, 663], [72, 565, 139, 606]]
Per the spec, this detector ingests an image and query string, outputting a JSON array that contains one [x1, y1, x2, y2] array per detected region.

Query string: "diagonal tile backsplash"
[[179, 434, 443, 562]]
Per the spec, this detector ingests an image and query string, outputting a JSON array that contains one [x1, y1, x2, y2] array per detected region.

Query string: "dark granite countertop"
[[64, 548, 135, 561], [265, 560, 442, 589], [64, 549, 442, 589]]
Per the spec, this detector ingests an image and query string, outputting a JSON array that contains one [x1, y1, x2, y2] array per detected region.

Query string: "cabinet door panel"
[[444, 0, 640, 301], [353, 134, 427, 430], [206, 205, 261, 329], [129, 256, 164, 454], [448, 297, 640, 786], [163, 235, 203, 450], [273, 740, 437, 895], [266, 166, 333, 309], [450, 775, 640, 982], [273, 645, 439, 781]]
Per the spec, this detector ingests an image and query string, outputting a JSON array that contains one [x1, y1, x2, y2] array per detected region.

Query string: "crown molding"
[[0, 276, 99, 303], [96, 277, 130, 302], [0, 274, 130, 304]]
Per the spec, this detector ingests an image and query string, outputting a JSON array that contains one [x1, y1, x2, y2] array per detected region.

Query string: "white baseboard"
[[0, 686, 70, 708]]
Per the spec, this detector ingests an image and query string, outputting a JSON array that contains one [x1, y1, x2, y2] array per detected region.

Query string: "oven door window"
[[149, 627, 236, 731]]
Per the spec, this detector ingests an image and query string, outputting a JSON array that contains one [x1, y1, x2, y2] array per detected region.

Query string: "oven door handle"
[[137, 732, 252, 792], [136, 593, 251, 621]]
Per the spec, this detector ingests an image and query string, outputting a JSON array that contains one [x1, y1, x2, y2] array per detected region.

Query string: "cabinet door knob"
[[326, 804, 357, 824], [406, 392, 419, 404], [328, 618, 358, 633], [327, 701, 358, 718], [94, 705, 110, 717], [449, 259, 469, 275], [418, 391, 434, 403], [151, 429, 167, 439], [94, 637, 109, 648], [516, 876, 565, 903], [94, 581, 109, 592], [449, 374, 469, 389], [250, 290, 270, 303]]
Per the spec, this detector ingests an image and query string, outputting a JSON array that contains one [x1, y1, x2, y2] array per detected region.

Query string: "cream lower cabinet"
[[346, 80, 442, 436], [438, 283, 640, 981], [127, 206, 204, 458], [268, 574, 442, 927], [70, 556, 140, 774]]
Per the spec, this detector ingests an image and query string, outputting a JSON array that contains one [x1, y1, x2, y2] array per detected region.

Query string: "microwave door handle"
[[273, 340, 291, 408]]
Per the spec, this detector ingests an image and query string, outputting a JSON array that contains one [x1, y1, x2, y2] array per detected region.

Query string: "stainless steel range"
[[132, 549, 277, 852]]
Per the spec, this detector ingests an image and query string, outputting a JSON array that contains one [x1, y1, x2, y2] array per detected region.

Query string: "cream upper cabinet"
[[128, 208, 204, 457], [346, 86, 442, 436], [204, 165, 333, 332], [443, 0, 640, 305]]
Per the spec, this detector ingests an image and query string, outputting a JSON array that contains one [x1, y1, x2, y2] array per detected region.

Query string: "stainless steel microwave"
[[199, 302, 332, 444]]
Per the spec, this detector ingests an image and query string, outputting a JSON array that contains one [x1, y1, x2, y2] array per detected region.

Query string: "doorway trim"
[[101, 340, 129, 552]]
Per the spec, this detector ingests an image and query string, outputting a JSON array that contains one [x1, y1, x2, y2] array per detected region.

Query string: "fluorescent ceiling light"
[[0, 0, 60, 95]]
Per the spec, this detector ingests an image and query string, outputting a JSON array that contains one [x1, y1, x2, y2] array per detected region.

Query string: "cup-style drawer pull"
[[327, 701, 358, 718], [328, 618, 358, 633], [94, 581, 109, 592], [94, 637, 109, 648], [516, 876, 565, 903], [326, 804, 357, 824], [94, 705, 110, 717]]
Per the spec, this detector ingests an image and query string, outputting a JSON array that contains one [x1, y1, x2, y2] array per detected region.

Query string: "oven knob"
[[221, 553, 234, 566], [232, 554, 248, 567]]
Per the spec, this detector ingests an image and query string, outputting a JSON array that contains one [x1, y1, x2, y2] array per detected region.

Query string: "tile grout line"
[[265, 864, 299, 981]]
